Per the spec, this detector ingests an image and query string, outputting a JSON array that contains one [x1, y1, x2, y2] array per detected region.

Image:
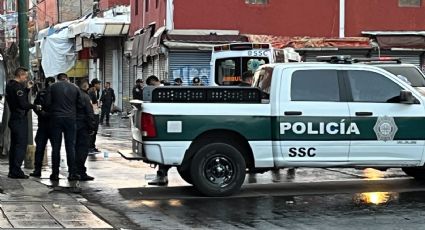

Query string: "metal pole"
[[18, 0, 35, 169], [18, 0, 29, 69], [79, 0, 82, 17]]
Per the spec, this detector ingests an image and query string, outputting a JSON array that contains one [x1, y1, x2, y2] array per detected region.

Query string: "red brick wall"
[[36, 0, 58, 29], [99, 0, 130, 11], [130, 0, 165, 35], [131, 0, 425, 37], [345, 0, 425, 36]]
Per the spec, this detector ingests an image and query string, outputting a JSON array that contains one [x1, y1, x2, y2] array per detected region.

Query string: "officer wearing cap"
[[132, 79, 144, 100], [174, 78, 183, 86], [192, 77, 203, 86], [5, 67, 41, 179]]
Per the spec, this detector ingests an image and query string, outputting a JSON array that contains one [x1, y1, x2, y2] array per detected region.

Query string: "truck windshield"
[[215, 57, 268, 85], [380, 66, 425, 87]]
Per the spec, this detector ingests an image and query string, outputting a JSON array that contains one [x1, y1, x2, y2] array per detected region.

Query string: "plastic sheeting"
[[40, 28, 76, 77]]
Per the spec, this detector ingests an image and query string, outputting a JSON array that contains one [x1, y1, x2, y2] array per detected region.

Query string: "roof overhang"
[[362, 31, 425, 36]]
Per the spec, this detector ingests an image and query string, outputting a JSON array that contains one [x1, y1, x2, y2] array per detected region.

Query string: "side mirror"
[[400, 90, 416, 104]]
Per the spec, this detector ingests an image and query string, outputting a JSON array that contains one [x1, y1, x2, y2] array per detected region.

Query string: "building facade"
[[129, 0, 425, 86], [34, 0, 131, 111], [131, 0, 425, 37]]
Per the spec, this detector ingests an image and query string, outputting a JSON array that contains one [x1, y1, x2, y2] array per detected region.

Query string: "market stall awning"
[[362, 31, 425, 49]]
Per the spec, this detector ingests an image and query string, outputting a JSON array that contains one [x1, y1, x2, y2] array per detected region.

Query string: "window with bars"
[[245, 0, 269, 5], [399, 0, 421, 7]]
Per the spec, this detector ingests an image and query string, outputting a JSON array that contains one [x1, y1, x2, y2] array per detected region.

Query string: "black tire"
[[190, 142, 246, 197], [177, 166, 193, 185], [402, 167, 425, 180]]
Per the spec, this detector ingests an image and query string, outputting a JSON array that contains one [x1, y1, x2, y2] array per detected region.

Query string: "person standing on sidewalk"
[[30, 77, 56, 177], [99, 82, 115, 126], [75, 79, 96, 181], [88, 79, 101, 153], [145, 75, 169, 186], [5, 67, 41, 179], [45, 73, 82, 181], [132, 79, 144, 100]]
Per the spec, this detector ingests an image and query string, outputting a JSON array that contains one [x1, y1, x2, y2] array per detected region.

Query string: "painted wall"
[[131, 0, 425, 37], [130, 0, 165, 35], [345, 0, 425, 36], [99, 0, 130, 11]]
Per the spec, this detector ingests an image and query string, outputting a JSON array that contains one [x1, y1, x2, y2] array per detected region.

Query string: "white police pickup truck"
[[122, 56, 425, 196]]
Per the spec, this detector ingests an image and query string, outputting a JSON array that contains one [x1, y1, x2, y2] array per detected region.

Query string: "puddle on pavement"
[[353, 168, 399, 205]]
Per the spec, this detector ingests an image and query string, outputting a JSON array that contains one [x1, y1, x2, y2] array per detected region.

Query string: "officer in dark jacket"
[[132, 79, 143, 100], [100, 82, 115, 126], [76, 79, 96, 181], [45, 73, 82, 181], [30, 77, 56, 177], [239, 70, 253, 87], [5, 67, 40, 179], [88, 78, 101, 153]]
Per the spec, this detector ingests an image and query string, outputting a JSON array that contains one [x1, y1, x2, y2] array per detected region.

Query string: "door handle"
[[284, 111, 302, 116], [355, 112, 373, 116]]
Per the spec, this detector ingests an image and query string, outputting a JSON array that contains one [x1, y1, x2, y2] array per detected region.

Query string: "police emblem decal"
[[373, 116, 398, 142]]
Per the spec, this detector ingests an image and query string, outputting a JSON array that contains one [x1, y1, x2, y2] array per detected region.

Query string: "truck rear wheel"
[[402, 167, 425, 180], [177, 166, 192, 185], [190, 143, 246, 197]]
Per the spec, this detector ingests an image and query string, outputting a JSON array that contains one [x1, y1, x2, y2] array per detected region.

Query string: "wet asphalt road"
[[3, 106, 425, 229], [68, 115, 425, 230]]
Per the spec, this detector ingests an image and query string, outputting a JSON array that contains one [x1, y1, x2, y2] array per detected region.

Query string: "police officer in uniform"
[[239, 70, 253, 87], [88, 78, 101, 153], [30, 77, 56, 177], [132, 79, 144, 100], [5, 67, 41, 179], [76, 79, 96, 181], [45, 73, 82, 181], [100, 82, 115, 126]]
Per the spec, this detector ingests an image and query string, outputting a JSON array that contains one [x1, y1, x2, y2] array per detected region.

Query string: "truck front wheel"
[[190, 143, 246, 196]]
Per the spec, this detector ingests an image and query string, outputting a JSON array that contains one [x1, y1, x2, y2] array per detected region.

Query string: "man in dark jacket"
[[45, 73, 82, 181], [5, 67, 41, 179], [30, 77, 56, 177], [88, 78, 101, 153], [100, 82, 115, 126], [132, 79, 143, 100], [75, 79, 96, 181], [239, 70, 253, 87]]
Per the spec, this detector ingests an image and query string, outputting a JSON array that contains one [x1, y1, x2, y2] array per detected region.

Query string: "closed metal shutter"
[[142, 57, 154, 80], [153, 55, 160, 79], [159, 54, 167, 81], [168, 51, 211, 85], [104, 48, 114, 84], [302, 49, 369, 62], [371, 51, 422, 68], [122, 57, 131, 112], [136, 66, 143, 80]]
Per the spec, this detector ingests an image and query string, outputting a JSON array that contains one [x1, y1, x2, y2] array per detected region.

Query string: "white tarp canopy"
[[40, 28, 76, 77], [68, 16, 130, 39]]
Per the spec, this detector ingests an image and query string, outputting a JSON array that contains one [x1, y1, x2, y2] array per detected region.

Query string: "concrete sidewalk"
[[0, 158, 113, 229]]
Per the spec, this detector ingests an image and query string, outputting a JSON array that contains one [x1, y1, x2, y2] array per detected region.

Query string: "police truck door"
[[279, 69, 350, 164], [345, 69, 425, 165]]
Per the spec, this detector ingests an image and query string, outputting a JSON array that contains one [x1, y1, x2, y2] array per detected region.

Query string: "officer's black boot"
[[148, 169, 168, 186], [30, 168, 42, 177]]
